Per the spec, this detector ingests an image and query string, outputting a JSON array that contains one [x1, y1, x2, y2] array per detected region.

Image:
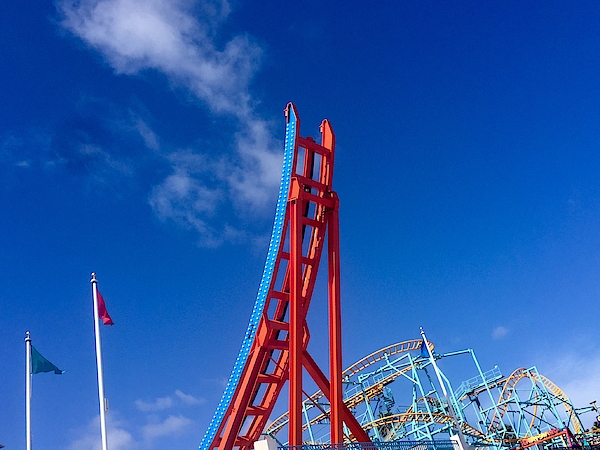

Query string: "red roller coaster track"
[[205, 104, 370, 450]]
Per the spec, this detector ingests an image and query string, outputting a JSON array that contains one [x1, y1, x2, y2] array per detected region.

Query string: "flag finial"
[[25, 331, 31, 342], [91, 272, 97, 283]]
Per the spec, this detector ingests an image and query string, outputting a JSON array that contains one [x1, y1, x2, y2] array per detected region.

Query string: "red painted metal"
[[207, 104, 370, 450], [516, 428, 580, 450], [289, 177, 304, 447], [327, 195, 343, 444]]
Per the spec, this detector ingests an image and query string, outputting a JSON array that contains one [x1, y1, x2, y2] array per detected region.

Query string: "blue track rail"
[[199, 106, 298, 450]]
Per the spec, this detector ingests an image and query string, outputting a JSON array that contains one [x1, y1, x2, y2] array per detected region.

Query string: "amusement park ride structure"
[[199, 104, 599, 450]]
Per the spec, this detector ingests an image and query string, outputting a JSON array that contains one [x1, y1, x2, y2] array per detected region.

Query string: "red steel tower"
[[200, 104, 370, 450]]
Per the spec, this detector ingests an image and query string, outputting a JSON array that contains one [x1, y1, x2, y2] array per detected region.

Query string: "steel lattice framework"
[[265, 340, 590, 450]]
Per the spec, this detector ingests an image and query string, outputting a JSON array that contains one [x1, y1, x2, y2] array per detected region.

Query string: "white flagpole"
[[420, 327, 450, 400], [420, 327, 472, 450], [91, 273, 109, 450], [420, 327, 462, 427], [25, 331, 32, 450], [421, 327, 473, 450]]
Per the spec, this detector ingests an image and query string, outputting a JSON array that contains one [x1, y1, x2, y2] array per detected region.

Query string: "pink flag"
[[97, 290, 114, 326]]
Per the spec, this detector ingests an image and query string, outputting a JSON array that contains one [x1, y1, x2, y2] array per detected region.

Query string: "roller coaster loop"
[[486, 368, 582, 436]]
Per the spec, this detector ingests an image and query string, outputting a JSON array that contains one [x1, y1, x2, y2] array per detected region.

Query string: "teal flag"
[[31, 345, 64, 375]]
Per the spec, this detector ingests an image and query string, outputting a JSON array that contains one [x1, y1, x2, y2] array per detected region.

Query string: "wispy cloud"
[[142, 415, 195, 440], [135, 390, 205, 412], [0, 131, 63, 170], [69, 414, 136, 450], [492, 325, 509, 340], [0, 99, 160, 191], [148, 149, 225, 246], [57, 0, 282, 246], [51, 100, 157, 182], [133, 118, 159, 151], [227, 119, 283, 213], [175, 389, 205, 405], [69, 408, 198, 449], [59, 0, 259, 117], [542, 350, 600, 428], [135, 396, 174, 412]]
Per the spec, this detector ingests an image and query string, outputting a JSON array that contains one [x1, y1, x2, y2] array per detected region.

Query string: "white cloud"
[[69, 410, 197, 449], [58, 0, 282, 246], [492, 325, 509, 340], [148, 165, 224, 247], [175, 389, 205, 405], [134, 390, 205, 413], [227, 119, 283, 212], [80, 143, 135, 175], [133, 117, 159, 151], [142, 415, 195, 440], [135, 396, 174, 412], [0, 131, 64, 170], [1, 100, 161, 185], [542, 351, 600, 429], [147, 119, 282, 247], [58, 0, 259, 117], [69, 414, 137, 450]]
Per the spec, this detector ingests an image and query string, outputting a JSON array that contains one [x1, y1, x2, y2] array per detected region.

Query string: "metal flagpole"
[[420, 327, 472, 450], [91, 273, 109, 450], [420, 327, 450, 400], [25, 331, 32, 450]]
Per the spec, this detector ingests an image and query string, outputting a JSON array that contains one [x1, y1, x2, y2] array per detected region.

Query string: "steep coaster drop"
[[200, 104, 369, 450]]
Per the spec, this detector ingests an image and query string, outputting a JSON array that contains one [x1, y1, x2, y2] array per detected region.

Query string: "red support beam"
[[327, 193, 343, 444], [289, 177, 304, 447], [302, 350, 371, 443]]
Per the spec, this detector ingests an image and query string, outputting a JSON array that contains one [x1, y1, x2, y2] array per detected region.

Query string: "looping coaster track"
[[486, 368, 582, 437]]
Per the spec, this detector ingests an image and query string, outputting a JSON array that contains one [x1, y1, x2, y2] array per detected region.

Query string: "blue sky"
[[2, 0, 600, 448]]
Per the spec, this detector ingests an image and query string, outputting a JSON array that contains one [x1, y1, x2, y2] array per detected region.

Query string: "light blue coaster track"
[[199, 106, 298, 450]]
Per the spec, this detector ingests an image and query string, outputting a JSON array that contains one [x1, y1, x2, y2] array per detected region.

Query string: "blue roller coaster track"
[[199, 107, 298, 450]]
